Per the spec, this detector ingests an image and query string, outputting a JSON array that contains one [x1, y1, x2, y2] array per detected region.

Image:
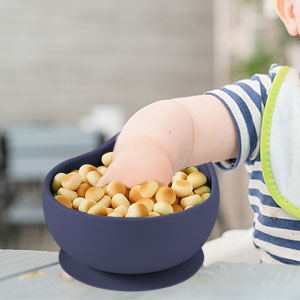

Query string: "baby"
[[98, 0, 300, 265]]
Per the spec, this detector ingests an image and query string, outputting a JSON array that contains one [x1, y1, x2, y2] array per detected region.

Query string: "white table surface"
[[1, 249, 300, 299]]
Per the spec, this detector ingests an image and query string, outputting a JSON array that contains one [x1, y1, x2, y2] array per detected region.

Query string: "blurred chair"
[[0, 125, 102, 248]]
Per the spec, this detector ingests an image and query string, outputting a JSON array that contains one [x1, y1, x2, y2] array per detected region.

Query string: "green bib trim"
[[260, 66, 300, 218]]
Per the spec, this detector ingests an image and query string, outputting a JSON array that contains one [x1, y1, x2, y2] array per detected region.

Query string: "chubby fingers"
[[97, 152, 173, 188]]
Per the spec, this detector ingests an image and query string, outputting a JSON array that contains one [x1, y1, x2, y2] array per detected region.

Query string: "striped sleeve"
[[204, 65, 280, 170]]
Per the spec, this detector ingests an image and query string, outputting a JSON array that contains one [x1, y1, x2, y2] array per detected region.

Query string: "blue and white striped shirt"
[[206, 64, 300, 265]]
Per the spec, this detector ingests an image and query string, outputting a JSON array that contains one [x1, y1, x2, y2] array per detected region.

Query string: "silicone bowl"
[[43, 134, 219, 274]]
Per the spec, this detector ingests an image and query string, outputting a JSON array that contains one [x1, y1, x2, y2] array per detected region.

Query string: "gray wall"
[[0, 0, 214, 127]]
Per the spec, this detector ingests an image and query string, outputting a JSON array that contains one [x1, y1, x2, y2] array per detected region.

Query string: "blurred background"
[[0, 0, 299, 251]]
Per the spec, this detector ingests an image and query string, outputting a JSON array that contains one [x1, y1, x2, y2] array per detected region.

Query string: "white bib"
[[261, 66, 300, 219]]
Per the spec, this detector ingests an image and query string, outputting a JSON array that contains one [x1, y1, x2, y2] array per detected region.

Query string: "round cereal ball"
[[128, 185, 143, 203], [98, 195, 111, 208], [52, 173, 66, 192], [76, 183, 91, 197], [137, 198, 154, 212], [72, 197, 86, 210], [78, 164, 98, 182], [114, 205, 128, 217], [55, 195, 72, 208], [108, 211, 123, 217], [148, 212, 160, 217], [140, 180, 158, 198], [97, 166, 108, 175], [111, 194, 130, 209], [79, 199, 97, 213], [86, 171, 102, 186], [180, 194, 202, 209], [183, 166, 199, 174], [61, 172, 81, 191], [126, 203, 149, 217], [88, 204, 107, 216], [171, 180, 193, 198], [107, 181, 126, 198], [106, 208, 114, 215], [194, 185, 210, 196], [57, 188, 78, 201], [186, 171, 207, 188], [172, 171, 187, 183], [101, 152, 113, 167], [154, 201, 173, 215], [85, 186, 104, 202], [155, 187, 176, 205], [201, 192, 211, 202], [172, 204, 184, 213]]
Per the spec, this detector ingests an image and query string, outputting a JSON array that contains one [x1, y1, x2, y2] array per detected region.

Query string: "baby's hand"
[[97, 94, 238, 188], [98, 100, 193, 187], [97, 99, 195, 188], [97, 137, 174, 187]]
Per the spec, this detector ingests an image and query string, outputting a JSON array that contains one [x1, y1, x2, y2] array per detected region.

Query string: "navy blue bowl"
[[43, 134, 219, 274]]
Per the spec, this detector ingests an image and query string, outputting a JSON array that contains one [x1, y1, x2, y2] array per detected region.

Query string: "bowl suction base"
[[59, 248, 204, 292]]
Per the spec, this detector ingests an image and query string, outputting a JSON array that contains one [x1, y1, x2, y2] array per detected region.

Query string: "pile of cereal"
[[52, 152, 211, 217]]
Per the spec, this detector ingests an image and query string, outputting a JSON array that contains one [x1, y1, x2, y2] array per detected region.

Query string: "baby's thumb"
[[96, 157, 133, 187], [97, 173, 109, 187], [96, 163, 117, 187]]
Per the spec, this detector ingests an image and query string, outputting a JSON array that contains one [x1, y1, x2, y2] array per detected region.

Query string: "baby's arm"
[[98, 94, 238, 187]]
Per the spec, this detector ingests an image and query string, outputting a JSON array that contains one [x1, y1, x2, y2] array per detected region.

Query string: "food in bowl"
[[51, 152, 211, 217]]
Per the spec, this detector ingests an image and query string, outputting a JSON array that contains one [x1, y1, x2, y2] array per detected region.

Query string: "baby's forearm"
[[175, 94, 239, 167], [115, 94, 238, 171]]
